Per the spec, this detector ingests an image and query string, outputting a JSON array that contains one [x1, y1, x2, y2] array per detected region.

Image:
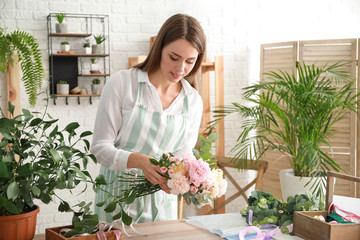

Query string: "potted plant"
[[90, 58, 100, 74], [56, 80, 69, 95], [211, 62, 359, 198], [92, 34, 106, 54], [55, 13, 67, 33], [91, 78, 102, 95], [0, 27, 44, 107], [83, 39, 91, 54], [0, 98, 101, 240], [60, 41, 70, 52]]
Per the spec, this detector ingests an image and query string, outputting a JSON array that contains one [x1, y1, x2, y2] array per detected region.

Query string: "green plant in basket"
[[244, 190, 325, 233]]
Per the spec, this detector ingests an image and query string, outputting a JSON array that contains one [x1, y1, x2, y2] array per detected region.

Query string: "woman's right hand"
[[127, 153, 171, 193]]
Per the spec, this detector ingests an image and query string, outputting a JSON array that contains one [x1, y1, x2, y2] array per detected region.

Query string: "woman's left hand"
[[159, 182, 171, 194]]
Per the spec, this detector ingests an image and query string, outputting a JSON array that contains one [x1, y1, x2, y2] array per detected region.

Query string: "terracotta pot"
[[0, 205, 40, 240]]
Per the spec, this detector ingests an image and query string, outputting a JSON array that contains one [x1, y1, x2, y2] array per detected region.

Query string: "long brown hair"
[[136, 14, 206, 89]]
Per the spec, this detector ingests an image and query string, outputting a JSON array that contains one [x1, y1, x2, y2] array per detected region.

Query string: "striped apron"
[[95, 77, 189, 224]]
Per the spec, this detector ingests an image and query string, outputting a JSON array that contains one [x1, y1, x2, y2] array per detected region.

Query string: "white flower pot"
[[60, 44, 70, 51], [92, 44, 104, 54], [279, 169, 325, 201], [55, 23, 67, 33], [56, 84, 69, 95], [84, 47, 91, 54], [91, 84, 102, 95], [91, 63, 99, 71]]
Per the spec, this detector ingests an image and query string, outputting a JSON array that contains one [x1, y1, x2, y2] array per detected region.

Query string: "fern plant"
[[0, 27, 44, 107]]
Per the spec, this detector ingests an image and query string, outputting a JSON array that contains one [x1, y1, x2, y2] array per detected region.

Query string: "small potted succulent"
[[60, 41, 70, 52], [91, 78, 102, 95], [92, 34, 106, 54], [56, 80, 69, 95], [55, 13, 67, 33], [90, 58, 100, 74], [83, 39, 91, 54]]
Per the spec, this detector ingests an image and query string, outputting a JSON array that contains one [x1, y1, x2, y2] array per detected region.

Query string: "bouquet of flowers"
[[96, 133, 228, 226]]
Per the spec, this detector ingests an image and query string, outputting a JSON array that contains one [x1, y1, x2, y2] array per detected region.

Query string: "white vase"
[[56, 84, 69, 95], [279, 169, 324, 202], [60, 45, 70, 51], [84, 47, 91, 54], [91, 84, 102, 95]]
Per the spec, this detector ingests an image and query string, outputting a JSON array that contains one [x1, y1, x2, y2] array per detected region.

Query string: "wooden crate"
[[45, 225, 122, 240], [293, 172, 360, 240]]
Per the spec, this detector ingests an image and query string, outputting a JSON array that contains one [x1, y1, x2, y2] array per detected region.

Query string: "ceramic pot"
[[56, 84, 69, 95], [84, 47, 92, 54], [55, 23, 67, 33], [279, 169, 325, 201], [92, 84, 102, 95], [60, 44, 70, 51], [0, 205, 39, 240], [92, 44, 104, 54]]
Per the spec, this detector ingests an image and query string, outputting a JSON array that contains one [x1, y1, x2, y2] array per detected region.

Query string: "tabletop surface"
[[34, 219, 222, 240]]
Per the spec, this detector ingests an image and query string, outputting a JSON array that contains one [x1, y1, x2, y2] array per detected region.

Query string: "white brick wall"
[[1, 0, 360, 233]]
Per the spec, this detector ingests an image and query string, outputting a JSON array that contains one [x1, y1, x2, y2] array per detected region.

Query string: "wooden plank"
[[6, 54, 21, 118]]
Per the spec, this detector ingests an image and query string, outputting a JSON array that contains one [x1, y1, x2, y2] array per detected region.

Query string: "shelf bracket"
[[89, 96, 92, 105], [77, 96, 80, 105], [53, 98, 56, 105], [66, 97, 68, 105]]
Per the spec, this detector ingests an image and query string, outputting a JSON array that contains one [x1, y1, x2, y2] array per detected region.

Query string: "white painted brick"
[[16, 19, 45, 31], [112, 23, 139, 33], [0, 0, 15, 9], [126, 14, 154, 24], [49, 2, 81, 12]]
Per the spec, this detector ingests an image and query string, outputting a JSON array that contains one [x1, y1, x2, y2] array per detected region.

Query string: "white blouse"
[[90, 68, 203, 171]]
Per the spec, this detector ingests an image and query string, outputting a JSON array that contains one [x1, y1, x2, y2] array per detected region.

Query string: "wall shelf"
[[52, 94, 101, 105], [47, 13, 110, 104]]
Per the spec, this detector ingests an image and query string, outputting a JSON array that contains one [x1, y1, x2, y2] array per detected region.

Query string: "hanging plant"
[[0, 27, 44, 107]]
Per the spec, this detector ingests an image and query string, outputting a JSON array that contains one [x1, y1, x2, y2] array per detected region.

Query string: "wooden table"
[[121, 219, 222, 240], [34, 219, 222, 240]]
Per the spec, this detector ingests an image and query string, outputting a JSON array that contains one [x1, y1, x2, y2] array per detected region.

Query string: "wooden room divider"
[[260, 38, 359, 199]]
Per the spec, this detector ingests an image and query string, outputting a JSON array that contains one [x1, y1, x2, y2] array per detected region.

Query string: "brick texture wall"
[[1, 0, 360, 233]]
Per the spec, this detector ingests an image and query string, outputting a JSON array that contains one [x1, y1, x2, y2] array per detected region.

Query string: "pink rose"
[[189, 158, 211, 187], [170, 157, 176, 162], [160, 166, 168, 173], [168, 169, 175, 177]]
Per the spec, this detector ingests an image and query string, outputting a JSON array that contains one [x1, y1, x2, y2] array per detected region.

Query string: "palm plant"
[[0, 27, 44, 107], [211, 62, 359, 196]]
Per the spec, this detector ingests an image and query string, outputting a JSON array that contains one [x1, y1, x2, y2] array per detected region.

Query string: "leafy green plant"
[[93, 34, 106, 45], [211, 62, 360, 196], [90, 58, 96, 64], [57, 80, 68, 84], [60, 41, 69, 45], [0, 27, 44, 107], [92, 79, 100, 85], [83, 39, 90, 48], [0, 98, 103, 216], [55, 13, 65, 23], [244, 190, 324, 233]]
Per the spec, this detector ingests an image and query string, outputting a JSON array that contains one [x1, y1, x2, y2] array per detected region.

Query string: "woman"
[[91, 13, 206, 223]]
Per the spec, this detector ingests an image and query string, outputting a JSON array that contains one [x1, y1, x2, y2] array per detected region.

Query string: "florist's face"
[[159, 38, 199, 83]]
